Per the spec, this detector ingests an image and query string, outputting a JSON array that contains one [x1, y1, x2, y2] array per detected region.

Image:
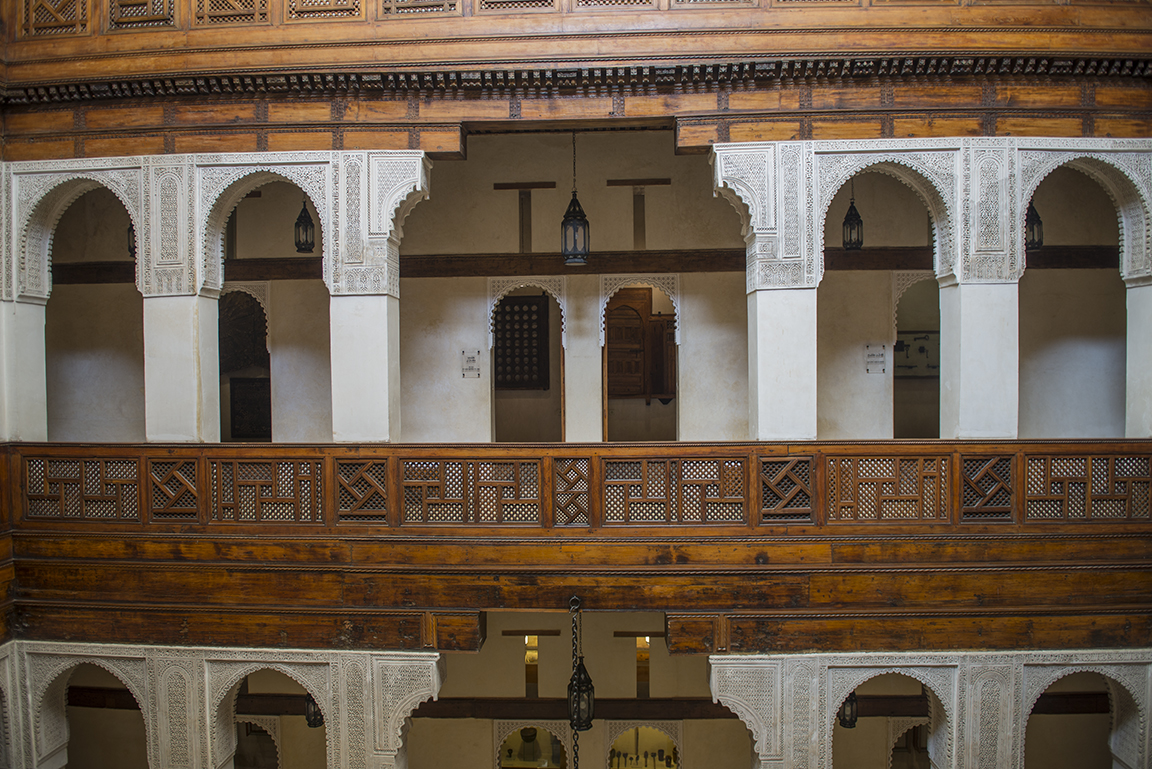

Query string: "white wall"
[[1018, 270, 1125, 438], [818, 272, 893, 439], [678, 273, 748, 441], [400, 277, 492, 442], [235, 181, 323, 260], [823, 172, 932, 249], [269, 280, 332, 442]]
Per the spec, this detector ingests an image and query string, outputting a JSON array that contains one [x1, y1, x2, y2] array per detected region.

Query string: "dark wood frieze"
[[5, 57, 1151, 105]]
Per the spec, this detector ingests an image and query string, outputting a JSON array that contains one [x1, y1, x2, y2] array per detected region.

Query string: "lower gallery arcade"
[[1, 135, 1150, 769]]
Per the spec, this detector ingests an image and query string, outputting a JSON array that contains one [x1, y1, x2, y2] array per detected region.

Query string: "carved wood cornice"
[[4, 55, 1150, 106]]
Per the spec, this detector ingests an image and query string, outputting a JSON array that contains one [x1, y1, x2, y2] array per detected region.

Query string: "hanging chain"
[[572, 131, 578, 193], [570, 594, 580, 667], [573, 729, 580, 769]]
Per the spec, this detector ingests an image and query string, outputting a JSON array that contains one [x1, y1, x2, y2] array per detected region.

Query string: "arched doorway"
[[46, 662, 149, 769], [493, 287, 564, 442], [604, 283, 678, 441], [215, 667, 329, 769], [833, 672, 943, 769], [46, 187, 145, 442], [1024, 672, 1113, 769]]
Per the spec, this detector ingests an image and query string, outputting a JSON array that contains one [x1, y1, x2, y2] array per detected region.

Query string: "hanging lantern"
[[567, 595, 595, 732], [842, 178, 863, 251], [294, 198, 315, 254], [1025, 199, 1044, 249], [304, 693, 324, 728], [838, 691, 858, 729], [562, 133, 590, 266]]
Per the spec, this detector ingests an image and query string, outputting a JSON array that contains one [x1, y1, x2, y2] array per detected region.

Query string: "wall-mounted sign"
[[461, 350, 481, 379], [864, 344, 887, 374], [894, 331, 940, 377]]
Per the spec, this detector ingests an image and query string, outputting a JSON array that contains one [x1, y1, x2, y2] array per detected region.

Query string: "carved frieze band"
[[710, 649, 1152, 769], [0, 640, 442, 769]]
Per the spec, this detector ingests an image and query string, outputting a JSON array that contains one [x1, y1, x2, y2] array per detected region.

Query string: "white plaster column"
[[714, 142, 819, 441], [143, 294, 221, 442], [329, 151, 429, 443], [0, 300, 48, 441], [938, 281, 1019, 439], [1125, 280, 1152, 438]]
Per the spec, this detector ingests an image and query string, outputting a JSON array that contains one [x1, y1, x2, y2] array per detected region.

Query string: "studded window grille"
[[381, 0, 457, 14], [148, 460, 199, 520], [25, 457, 141, 520], [210, 460, 323, 523], [603, 458, 745, 525], [494, 296, 549, 390], [760, 457, 813, 523], [288, 0, 360, 19], [961, 456, 1014, 522], [402, 459, 541, 525], [826, 456, 950, 523], [109, 0, 173, 29], [337, 461, 389, 522], [1025, 455, 1150, 521], [555, 458, 591, 526], [23, 0, 87, 36], [194, 0, 268, 25]]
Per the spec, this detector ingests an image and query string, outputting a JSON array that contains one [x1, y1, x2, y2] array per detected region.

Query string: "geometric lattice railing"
[[401, 458, 542, 525], [961, 455, 1014, 522], [826, 456, 949, 523], [1025, 455, 1151, 521], [602, 457, 746, 525]]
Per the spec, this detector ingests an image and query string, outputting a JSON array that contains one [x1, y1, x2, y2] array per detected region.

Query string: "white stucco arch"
[[487, 276, 568, 350], [493, 720, 572, 769], [599, 274, 681, 347]]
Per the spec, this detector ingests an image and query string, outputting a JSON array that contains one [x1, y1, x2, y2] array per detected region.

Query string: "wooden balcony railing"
[[7, 441, 1151, 534]]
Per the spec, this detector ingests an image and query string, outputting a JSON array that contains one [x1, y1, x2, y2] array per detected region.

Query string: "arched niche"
[[606, 722, 682, 769], [493, 720, 572, 769], [209, 661, 333, 769]]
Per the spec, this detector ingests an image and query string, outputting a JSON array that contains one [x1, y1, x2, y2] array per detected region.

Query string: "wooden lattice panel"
[[22, 0, 87, 36], [760, 457, 813, 523], [194, 0, 268, 24], [381, 0, 457, 13], [602, 458, 745, 525], [210, 460, 323, 523], [109, 0, 173, 29], [25, 457, 141, 520], [1025, 455, 1151, 521], [961, 456, 1014, 521], [554, 458, 591, 526], [148, 459, 199, 520], [826, 456, 949, 523], [494, 295, 549, 390], [476, 0, 552, 12], [337, 460, 389, 522], [288, 0, 360, 20], [402, 460, 541, 525]]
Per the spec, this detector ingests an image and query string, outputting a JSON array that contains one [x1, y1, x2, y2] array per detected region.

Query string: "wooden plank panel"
[[727, 91, 802, 112], [728, 121, 802, 142], [811, 120, 883, 139], [1094, 118, 1152, 138], [893, 116, 984, 137], [173, 104, 258, 124], [892, 85, 984, 109], [421, 100, 510, 120], [344, 101, 410, 122], [85, 107, 165, 129], [13, 535, 354, 563], [268, 103, 333, 123], [173, 133, 259, 153], [415, 128, 464, 155], [831, 536, 1152, 565], [997, 117, 1085, 137], [4, 111, 74, 134], [996, 85, 1084, 109], [520, 98, 613, 120], [811, 86, 882, 111], [343, 131, 410, 150], [627, 93, 718, 116], [676, 123, 721, 149], [267, 132, 335, 151], [2, 139, 76, 161], [84, 136, 166, 157], [1093, 87, 1152, 110]]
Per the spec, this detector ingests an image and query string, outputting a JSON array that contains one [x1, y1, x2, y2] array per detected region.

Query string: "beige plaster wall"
[[401, 132, 744, 257], [1018, 269, 1125, 438], [817, 272, 893, 439], [1030, 167, 1120, 248], [494, 290, 563, 442], [53, 188, 135, 265], [677, 273, 748, 442], [46, 284, 146, 442], [234, 181, 324, 260], [823, 172, 932, 249], [269, 280, 333, 442], [400, 277, 492, 442], [894, 278, 941, 438]]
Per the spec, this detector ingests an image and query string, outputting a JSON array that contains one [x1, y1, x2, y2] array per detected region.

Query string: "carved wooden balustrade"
[[1, 441, 1150, 655], [8, 441, 1152, 531]]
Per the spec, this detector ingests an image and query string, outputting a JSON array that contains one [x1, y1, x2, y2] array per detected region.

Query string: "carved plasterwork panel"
[[152, 655, 201, 769], [221, 281, 270, 317], [599, 274, 680, 347], [710, 656, 781, 766], [488, 276, 568, 350], [10, 160, 144, 303], [197, 154, 333, 295], [237, 716, 281, 766], [967, 665, 1012, 769], [371, 653, 444, 766], [891, 270, 934, 336], [144, 159, 193, 297], [493, 720, 572, 769], [2, 166, 10, 301]]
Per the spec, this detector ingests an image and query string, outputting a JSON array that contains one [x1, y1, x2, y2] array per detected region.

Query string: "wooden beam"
[[224, 257, 323, 282], [824, 247, 933, 271], [1025, 245, 1120, 269], [51, 261, 135, 284], [399, 249, 745, 277], [411, 697, 738, 720]]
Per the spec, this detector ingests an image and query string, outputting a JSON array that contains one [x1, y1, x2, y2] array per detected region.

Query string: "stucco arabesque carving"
[[11, 163, 144, 303], [372, 653, 444, 767], [488, 276, 568, 350], [599, 274, 680, 347], [709, 656, 780, 766]]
